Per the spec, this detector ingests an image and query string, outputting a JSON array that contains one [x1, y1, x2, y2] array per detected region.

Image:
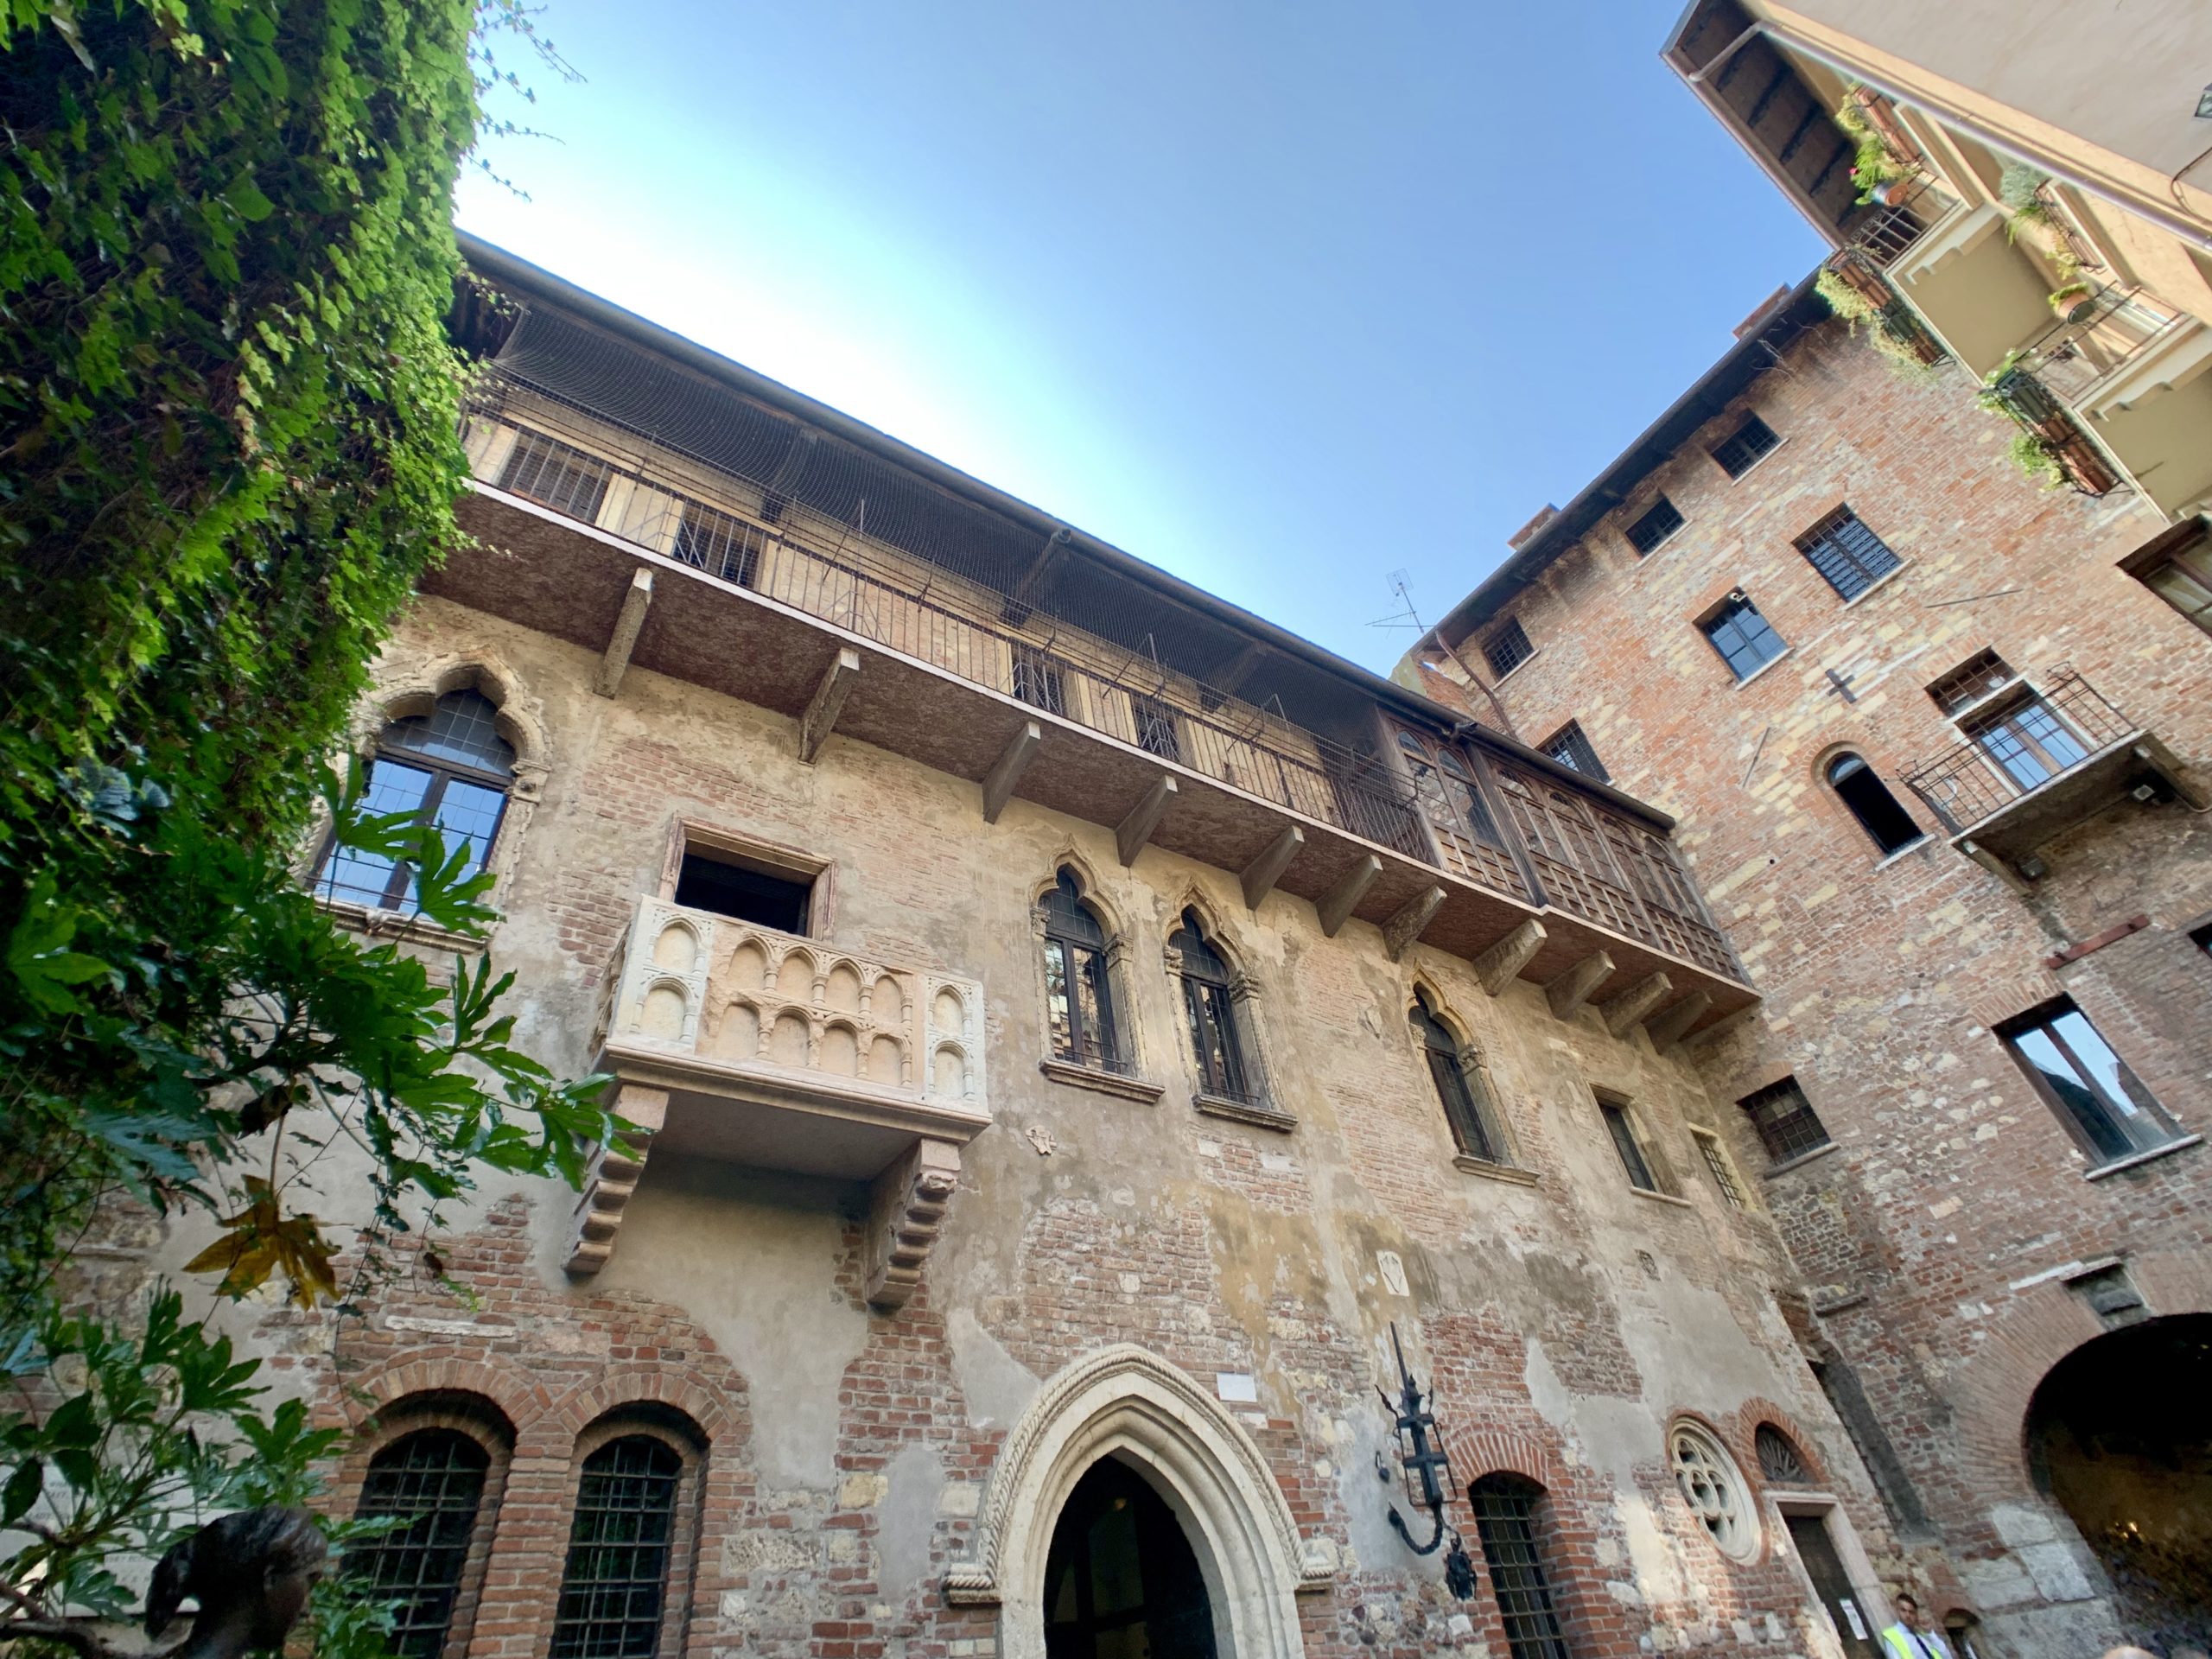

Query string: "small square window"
[[1485, 619, 1535, 679], [1691, 1128, 1751, 1211], [1796, 507, 1902, 601], [1927, 649, 2015, 715], [1711, 415, 1781, 479], [1131, 695, 1181, 761], [1625, 498, 1686, 556], [1540, 721, 1609, 783], [1738, 1077, 1831, 1165], [1700, 593, 1788, 680], [674, 850, 813, 934], [1011, 645, 1068, 716]]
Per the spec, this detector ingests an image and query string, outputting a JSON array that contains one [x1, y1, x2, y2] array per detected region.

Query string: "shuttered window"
[[1795, 507, 1901, 601]]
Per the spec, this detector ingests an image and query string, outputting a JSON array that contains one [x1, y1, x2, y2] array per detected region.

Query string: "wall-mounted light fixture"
[[1376, 1324, 1478, 1600]]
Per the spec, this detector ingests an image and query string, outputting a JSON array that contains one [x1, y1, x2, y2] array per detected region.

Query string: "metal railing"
[[1900, 667, 2136, 833], [1823, 247, 1948, 365], [1980, 367, 2121, 496], [2013, 283, 2184, 408]]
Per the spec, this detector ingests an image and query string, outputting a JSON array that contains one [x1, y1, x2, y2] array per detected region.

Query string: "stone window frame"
[[1164, 896, 1291, 1132], [1027, 855, 1163, 1105], [339, 1391, 518, 1659], [1688, 1125, 1753, 1211], [550, 1406, 711, 1659], [657, 815, 835, 939], [1404, 978, 1532, 1182], [1667, 1415, 1764, 1564], [1592, 1088, 1685, 1202]]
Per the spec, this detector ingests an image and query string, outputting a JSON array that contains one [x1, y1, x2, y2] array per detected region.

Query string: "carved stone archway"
[[946, 1344, 1332, 1659]]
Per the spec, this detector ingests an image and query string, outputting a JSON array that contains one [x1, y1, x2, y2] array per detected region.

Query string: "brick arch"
[[533, 1362, 743, 1457], [1440, 1422, 1562, 1492], [328, 1350, 548, 1437], [1726, 1396, 1831, 1490]]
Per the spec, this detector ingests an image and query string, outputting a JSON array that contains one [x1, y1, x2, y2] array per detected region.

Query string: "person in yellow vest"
[[1880, 1594, 1954, 1659]]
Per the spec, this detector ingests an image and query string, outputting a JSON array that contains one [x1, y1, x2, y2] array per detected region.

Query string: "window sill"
[[1193, 1093, 1297, 1134], [1490, 649, 1541, 690], [1453, 1154, 1539, 1186], [1630, 1185, 1696, 1209], [1039, 1058, 1166, 1104], [318, 899, 490, 954], [1760, 1142, 1840, 1179], [1715, 432, 1789, 484], [1729, 648, 1795, 691], [1874, 835, 1935, 869], [2083, 1134, 2201, 1181], [1838, 560, 1912, 609]]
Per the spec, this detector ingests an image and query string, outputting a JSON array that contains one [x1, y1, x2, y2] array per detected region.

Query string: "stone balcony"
[[569, 897, 990, 1307]]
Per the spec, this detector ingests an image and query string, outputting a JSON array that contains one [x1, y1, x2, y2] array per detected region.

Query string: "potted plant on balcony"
[[2049, 281, 2096, 323]]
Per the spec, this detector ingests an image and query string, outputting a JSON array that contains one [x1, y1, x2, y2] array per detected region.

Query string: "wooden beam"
[[1601, 973, 1674, 1039], [1116, 774, 1179, 867], [1643, 990, 1713, 1049], [1240, 825, 1304, 910], [1317, 854, 1382, 938], [593, 569, 654, 698], [1382, 886, 1447, 963], [1545, 950, 1615, 1021], [981, 720, 1043, 824], [1472, 919, 1547, 996], [798, 646, 862, 764]]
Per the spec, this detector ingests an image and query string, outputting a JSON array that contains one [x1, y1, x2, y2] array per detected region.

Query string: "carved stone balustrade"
[[570, 897, 989, 1308]]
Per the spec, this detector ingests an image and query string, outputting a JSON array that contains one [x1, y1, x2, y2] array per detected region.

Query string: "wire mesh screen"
[[352, 1430, 492, 1659], [550, 1435, 683, 1659]]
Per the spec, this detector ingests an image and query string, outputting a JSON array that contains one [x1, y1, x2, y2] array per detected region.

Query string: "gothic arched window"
[[317, 689, 516, 913], [1039, 869, 1122, 1072], [1173, 910, 1253, 1103], [1412, 989, 1508, 1166], [1825, 753, 1923, 856]]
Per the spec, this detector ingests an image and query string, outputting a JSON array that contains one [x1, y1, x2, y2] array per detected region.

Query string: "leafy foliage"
[[1815, 267, 1944, 385], [1834, 92, 1908, 203], [0, 0, 601, 1651]]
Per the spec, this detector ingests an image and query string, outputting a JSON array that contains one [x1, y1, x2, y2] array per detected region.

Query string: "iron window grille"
[[1010, 645, 1067, 717], [1700, 593, 1787, 681], [1995, 997, 2180, 1166], [352, 1429, 493, 1659], [500, 429, 613, 523], [1469, 1476, 1573, 1659], [1825, 754, 1923, 855], [1599, 1098, 1663, 1194], [1039, 870, 1124, 1073], [1485, 618, 1535, 679], [1690, 1129, 1749, 1211], [1795, 508, 1902, 601], [1624, 497, 1686, 556], [671, 501, 766, 588], [1130, 695, 1182, 762], [1173, 910, 1255, 1103], [1411, 991, 1509, 1166], [1540, 721, 1609, 784], [315, 690, 515, 915], [1710, 414, 1781, 479], [1927, 649, 2016, 715], [550, 1434, 683, 1659], [1754, 1425, 1812, 1485], [1738, 1078, 1831, 1165]]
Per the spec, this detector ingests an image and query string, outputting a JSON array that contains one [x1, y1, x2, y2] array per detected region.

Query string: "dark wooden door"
[[1786, 1511, 1880, 1659]]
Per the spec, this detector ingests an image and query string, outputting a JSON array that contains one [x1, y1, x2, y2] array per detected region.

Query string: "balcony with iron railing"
[[1900, 667, 2202, 875]]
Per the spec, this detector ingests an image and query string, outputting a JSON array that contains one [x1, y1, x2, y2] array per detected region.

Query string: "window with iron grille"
[[1738, 1077, 1831, 1165], [1700, 593, 1787, 680], [1927, 649, 2015, 715], [1598, 1096, 1667, 1194], [550, 1435, 683, 1659], [1795, 507, 1902, 601], [1039, 869, 1123, 1073], [1540, 721, 1609, 783], [671, 502, 765, 588], [352, 1430, 492, 1659], [499, 429, 613, 523], [1995, 997, 2181, 1166], [1754, 1424, 1812, 1485], [1412, 989, 1509, 1166], [1690, 1128, 1749, 1211], [1173, 910, 1255, 1103], [1711, 414, 1781, 479], [315, 690, 515, 915], [1485, 618, 1535, 679], [1130, 695, 1181, 761], [1624, 497, 1686, 556], [1010, 645, 1067, 716], [1469, 1475, 1573, 1659]]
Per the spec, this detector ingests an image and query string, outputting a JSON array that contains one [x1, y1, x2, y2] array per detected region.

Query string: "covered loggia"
[[2025, 1313, 2212, 1652]]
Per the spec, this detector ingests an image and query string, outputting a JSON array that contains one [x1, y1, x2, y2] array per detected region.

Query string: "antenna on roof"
[[1369, 569, 1425, 631]]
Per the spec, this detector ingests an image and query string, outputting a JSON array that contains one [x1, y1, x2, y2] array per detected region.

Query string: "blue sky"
[[458, 0, 1824, 674]]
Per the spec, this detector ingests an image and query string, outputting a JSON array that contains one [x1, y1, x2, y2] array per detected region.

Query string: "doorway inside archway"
[[2025, 1313, 2212, 1651], [1044, 1458, 1219, 1659]]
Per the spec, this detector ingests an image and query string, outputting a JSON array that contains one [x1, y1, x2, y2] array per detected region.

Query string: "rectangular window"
[[1130, 695, 1181, 761], [1796, 507, 1902, 601], [1624, 497, 1686, 556], [2134, 532, 2212, 636], [1599, 1096, 1665, 1193], [1485, 618, 1535, 679], [1711, 414, 1781, 478], [1928, 648, 2016, 715], [1963, 694, 2089, 791], [499, 429, 613, 523], [672, 848, 815, 935], [1691, 1128, 1751, 1211], [1996, 997, 2181, 1165], [1011, 645, 1067, 716], [1738, 1077, 1832, 1165], [1700, 593, 1788, 680], [672, 501, 766, 588], [1540, 721, 1610, 783]]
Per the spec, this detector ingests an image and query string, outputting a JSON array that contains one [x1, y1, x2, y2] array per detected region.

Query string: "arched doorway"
[[2025, 1313, 2212, 1651], [1044, 1458, 1218, 1658]]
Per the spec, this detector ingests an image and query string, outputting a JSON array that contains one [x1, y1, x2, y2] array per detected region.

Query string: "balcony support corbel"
[[1240, 825, 1304, 910], [982, 719, 1043, 824], [1473, 919, 1548, 996], [1116, 774, 1179, 867], [799, 645, 862, 764], [1317, 854, 1381, 938], [1545, 950, 1615, 1021], [1643, 990, 1713, 1049], [565, 1083, 668, 1276], [864, 1137, 963, 1311], [1382, 885, 1447, 963], [1602, 973, 1672, 1039], [593, 569, 654, 698]]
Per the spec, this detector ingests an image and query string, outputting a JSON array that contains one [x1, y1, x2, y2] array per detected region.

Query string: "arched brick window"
[[1825, 753, 1922, 856], [1754, 1423, 1815, 1486], [1038, 868, 1124, 1073], [1468, 1472, 1573, 1659], [1172, 909, 1259, 1105], [351, 1426, 498, 1659], [550, 1433, 687, 1658]]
